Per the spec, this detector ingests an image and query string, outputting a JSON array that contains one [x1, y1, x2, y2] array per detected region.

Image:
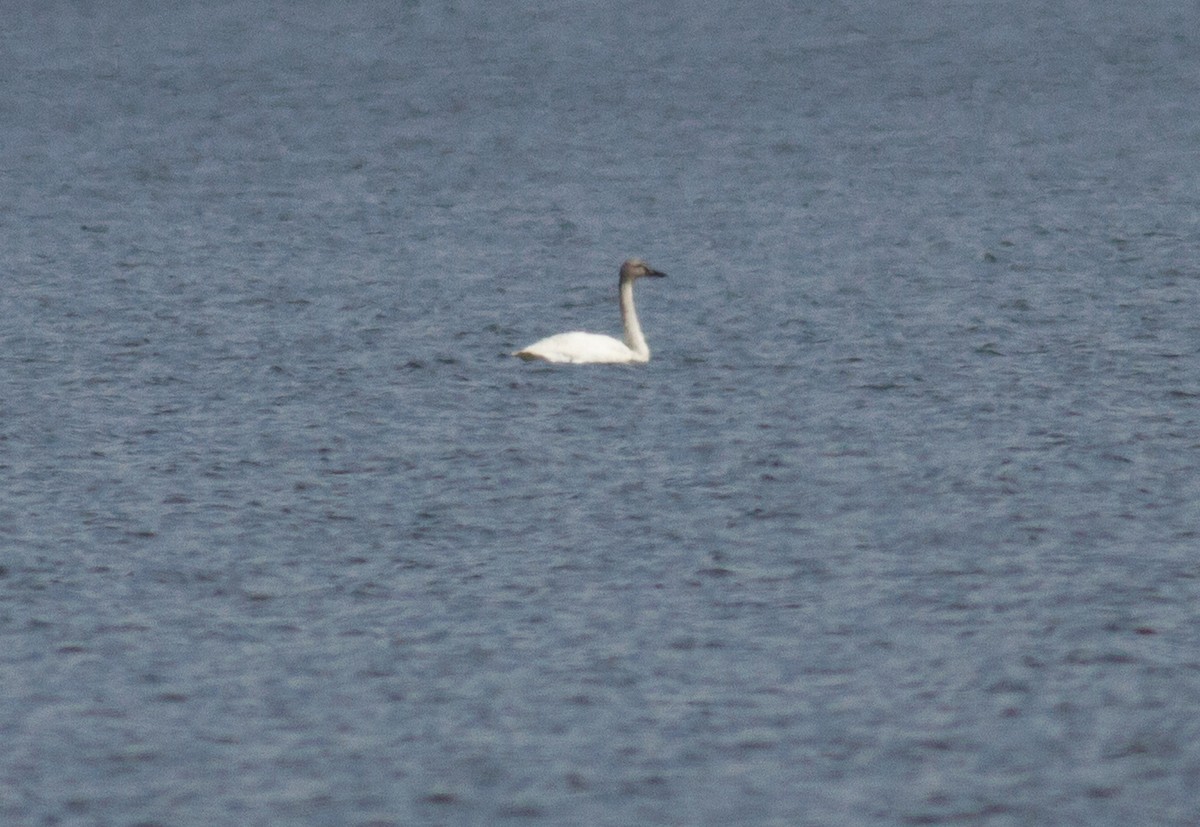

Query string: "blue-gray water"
[[4, 2, 1200, 824]]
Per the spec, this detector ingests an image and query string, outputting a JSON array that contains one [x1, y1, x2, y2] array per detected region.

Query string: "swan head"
[[620, 258, 667, 282]]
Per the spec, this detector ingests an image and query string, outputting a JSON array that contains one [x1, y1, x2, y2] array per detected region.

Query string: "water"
[[3, 1, 1200, 824]]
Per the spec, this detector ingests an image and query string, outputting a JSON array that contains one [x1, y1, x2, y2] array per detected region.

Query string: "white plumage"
[[514, 258, 666, 364]]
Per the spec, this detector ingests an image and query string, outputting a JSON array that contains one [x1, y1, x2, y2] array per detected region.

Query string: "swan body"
[[514, 258, 666, 364]]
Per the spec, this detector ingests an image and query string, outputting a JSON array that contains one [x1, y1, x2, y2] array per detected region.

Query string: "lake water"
[[3, 1, 1200, 824]]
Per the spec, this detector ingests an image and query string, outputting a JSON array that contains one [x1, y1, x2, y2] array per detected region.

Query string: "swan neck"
[[619, 277, 649, 359]]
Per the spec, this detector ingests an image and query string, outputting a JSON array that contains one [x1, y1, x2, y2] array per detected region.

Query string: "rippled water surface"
[[4, 2, 1200, 824]]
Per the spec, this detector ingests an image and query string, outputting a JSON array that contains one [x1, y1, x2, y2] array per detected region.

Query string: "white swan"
[[514, 258, 667, 364]]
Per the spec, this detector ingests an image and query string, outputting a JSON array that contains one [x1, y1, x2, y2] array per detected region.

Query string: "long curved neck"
[[619, 276, 649, 360]]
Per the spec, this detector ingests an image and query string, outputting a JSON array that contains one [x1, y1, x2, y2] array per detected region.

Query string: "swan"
[[514, 258, 667, 364]]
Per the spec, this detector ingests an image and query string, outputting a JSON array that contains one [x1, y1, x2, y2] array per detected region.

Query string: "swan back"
[[514, 331, 643, 364]]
